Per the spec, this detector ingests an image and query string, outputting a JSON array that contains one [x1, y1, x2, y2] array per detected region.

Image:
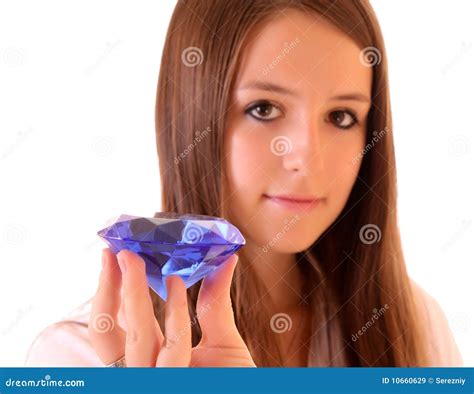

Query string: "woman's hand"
[[89, 248, 256, 367]]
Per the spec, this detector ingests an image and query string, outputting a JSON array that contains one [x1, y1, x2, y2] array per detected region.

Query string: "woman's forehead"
[[235, 10, 372, 100]]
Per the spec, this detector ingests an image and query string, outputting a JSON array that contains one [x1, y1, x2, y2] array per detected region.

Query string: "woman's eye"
[[246, 101, 282, 121], [328, 110, 359, 129]]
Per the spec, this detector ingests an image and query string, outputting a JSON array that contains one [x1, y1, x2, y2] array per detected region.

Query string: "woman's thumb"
[[196, 254, 240, 346]]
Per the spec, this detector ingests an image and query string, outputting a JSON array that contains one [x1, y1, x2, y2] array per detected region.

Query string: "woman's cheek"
[[229, 128, 270, 183], [324, 140, 364, 213], [225, 127, 268, 215]]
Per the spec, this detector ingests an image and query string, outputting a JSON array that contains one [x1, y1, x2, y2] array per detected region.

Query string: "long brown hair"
[[152, 0, 429, 366]]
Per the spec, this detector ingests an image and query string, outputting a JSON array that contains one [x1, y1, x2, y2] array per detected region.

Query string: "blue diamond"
[[97, 213, 245, 300]]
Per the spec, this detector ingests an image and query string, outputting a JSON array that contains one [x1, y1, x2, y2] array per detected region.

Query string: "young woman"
[[25, 0, 463, 367]]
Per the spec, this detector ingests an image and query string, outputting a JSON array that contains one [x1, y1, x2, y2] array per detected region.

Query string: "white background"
[[0, 0, 472, 366]]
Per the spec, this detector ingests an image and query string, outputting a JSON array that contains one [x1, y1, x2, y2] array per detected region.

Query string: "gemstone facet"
[[97, 213, 245, 301]]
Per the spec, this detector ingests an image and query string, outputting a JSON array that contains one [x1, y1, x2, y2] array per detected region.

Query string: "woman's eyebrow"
[[238, 81, 370, 103], [239, 81, 297, 96], [329, 93, 371, 103]]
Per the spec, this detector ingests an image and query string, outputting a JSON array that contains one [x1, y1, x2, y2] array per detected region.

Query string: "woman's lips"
[[263, 194, 323, 212]]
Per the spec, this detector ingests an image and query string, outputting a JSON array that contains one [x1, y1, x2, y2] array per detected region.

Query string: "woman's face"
[[225, 10, 372, 254]]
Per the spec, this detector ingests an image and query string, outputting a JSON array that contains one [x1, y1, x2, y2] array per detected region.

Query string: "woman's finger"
[[196, 254, 242, 347], [118, 250, 164, 367], [89, 248, 126, 365], [156, 275, 192, 367]]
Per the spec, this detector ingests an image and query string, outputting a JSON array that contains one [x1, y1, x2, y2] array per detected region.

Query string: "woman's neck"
[[240, 241, 308, 311]]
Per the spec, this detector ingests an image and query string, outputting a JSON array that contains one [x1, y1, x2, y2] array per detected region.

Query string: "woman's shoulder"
[[409, 278, 464, 366], [24, 299, 103, 367]]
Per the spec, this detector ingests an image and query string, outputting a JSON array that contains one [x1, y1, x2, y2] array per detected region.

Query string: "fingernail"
[[117, 253, 127, 273]]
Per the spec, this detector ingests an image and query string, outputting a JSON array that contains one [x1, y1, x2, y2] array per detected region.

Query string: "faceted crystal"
[[97, 213, 245, 300]]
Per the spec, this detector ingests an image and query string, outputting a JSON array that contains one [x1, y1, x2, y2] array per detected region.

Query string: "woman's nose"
[[277, 122, 325, 173]]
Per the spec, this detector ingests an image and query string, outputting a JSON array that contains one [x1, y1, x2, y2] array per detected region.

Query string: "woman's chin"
[[260, 233, 319, 255]]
